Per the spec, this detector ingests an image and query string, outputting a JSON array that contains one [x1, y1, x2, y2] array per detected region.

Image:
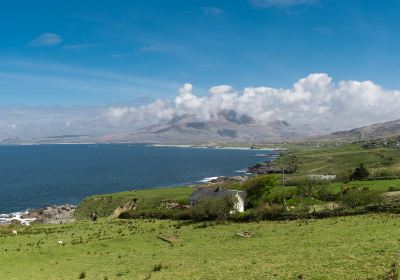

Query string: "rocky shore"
[[15, 204, 77, 225], [207, 176, 248, 184], [247, 161, 296, 175]]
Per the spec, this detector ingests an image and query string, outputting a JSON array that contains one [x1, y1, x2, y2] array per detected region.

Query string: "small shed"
[[189, 187, 245, 212]]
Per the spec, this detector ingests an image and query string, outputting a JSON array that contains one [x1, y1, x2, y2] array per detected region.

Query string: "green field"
[[2, 142, 400, 279], [277, 143, 400, 177], [1, 214, 400, 279], [75, 187, 194, 219]]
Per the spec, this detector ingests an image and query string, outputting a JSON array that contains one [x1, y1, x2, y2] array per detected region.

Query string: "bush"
[[340, 188, 382, 208], [190, 196, 236, 221], [152, 263, 163, 272], [295, 179, 335, 201], [250, 204, 286, 221], [120, 196, 236, 221], [231, 208, 289, 222], [350, 164, 370, 180], [243, 175, 278, 208]]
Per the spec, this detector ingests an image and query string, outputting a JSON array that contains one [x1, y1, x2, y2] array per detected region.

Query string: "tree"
[[243, 175, 278, 208], [350, 164, 370, 180]]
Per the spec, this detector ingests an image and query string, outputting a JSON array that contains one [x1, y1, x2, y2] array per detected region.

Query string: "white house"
[[307, 174, 337, 181], [189, 187, 245, 212]]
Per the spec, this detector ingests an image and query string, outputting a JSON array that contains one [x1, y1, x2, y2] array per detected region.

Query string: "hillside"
[[1, 215, 400, 279], [326, 119, 400, 141], [5, 115, 400, 145], [276, 142, 400, 178]]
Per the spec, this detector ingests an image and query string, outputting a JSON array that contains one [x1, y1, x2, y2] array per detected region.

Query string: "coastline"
[[0, 144, 278, 223], [0, 204, 77, 225], [150, 144, 278, 151]]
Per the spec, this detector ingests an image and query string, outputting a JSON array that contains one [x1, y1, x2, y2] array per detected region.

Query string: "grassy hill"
[[1, 214, 400, 279], [3, 141, 400, 279], [75, 187, 194, 219], [277, 142, 400, 178]]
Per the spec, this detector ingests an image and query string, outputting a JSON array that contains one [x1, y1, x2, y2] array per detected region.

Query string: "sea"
[[0, 144, 275, 220]]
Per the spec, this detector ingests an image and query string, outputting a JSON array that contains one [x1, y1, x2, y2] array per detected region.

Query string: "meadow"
[[1, 214, 400, 279], [277, 142, 400, 178]]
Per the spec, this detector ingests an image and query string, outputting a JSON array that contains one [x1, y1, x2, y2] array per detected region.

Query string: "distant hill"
[[96, 111, 312, 144], [326, 119, 400, 140], [2, 110, 315, 145]]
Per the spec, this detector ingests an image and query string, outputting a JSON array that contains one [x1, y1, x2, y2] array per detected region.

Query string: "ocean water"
[[0, 144, 274, 214]]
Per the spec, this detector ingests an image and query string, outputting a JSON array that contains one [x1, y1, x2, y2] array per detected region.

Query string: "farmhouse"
[[189, 187, 245, 212], [307, 174, 337, 181]]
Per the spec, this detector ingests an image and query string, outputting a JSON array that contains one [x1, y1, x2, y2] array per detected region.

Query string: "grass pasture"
[[277, 144, 400, 176], [1, 214, 400, 279], [75, 187, 194, 219]]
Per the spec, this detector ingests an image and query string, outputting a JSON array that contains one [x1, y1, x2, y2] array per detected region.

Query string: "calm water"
[[0, 144, 273, 213]]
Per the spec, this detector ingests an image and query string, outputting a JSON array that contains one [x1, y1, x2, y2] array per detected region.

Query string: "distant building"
[[308, 174, 337, 181], [189, 187, 245, 212]]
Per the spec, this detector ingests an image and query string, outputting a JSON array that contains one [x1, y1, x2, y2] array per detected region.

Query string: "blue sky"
[[2, 0, 400, 106]]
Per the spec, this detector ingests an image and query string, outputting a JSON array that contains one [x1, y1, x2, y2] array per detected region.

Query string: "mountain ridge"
[[324, 119, 400, 141], [4, 112, 400, 145]]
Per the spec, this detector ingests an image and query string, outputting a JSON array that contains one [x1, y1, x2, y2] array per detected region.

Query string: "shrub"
[[120, 196, 236, 221], [350, 164, 370, 180], [340, 188, 382, 208], [78, 272, 86, 279], [190, 196, 236, 221], [243, 175, 278, 208], [295, 179, 335, 201], [230, 209, 276, 222], [152, 263, 163, 272]]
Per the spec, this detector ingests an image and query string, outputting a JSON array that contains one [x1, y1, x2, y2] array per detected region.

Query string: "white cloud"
[[2, 73, 400, 140], [209, 85, 235, 95], [251, 0, 319, 8], [30, 33, 62, 47], [101, 73, 400, 134]]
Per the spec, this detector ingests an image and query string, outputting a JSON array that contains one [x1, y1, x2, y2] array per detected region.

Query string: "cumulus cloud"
[[30, 33, 62, 47], [2, 73, 400, 140], [101, 73, 400, 134]]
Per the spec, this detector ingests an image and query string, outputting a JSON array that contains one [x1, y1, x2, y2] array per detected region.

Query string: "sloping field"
[[1, 214, 399, 279]]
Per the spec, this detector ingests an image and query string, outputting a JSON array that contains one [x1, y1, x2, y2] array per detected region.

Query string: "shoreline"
[[0, 204, 77, 225], [150, 144, 278, 151], [0, 145, 278, 223]]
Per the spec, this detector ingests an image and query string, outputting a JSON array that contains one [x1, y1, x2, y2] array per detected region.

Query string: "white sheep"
[[11, 230, 18, 236], [57, 240, 64, 245]]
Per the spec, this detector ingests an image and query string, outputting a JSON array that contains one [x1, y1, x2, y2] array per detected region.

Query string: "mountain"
[[96, 111, 312, 144], [4, 110, 313, 145], [326, 119, 400, 140]]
